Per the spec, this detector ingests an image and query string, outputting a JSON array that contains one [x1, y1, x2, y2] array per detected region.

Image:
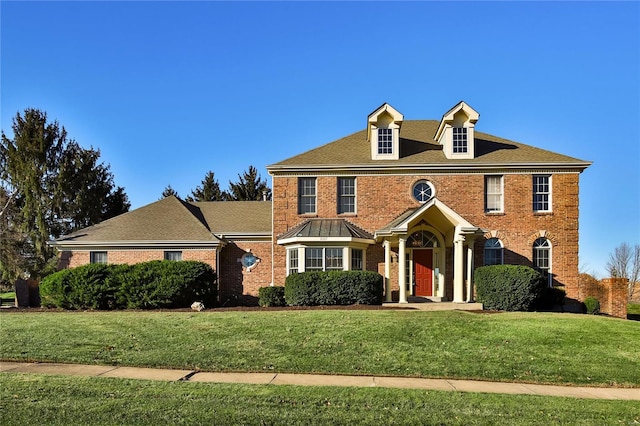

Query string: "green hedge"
[[284, 271, 383, 306], [258, 286, 286, 307], [40, 261, 217, 310], [583, 296, 600, 314], [474, 265, 545, 311]]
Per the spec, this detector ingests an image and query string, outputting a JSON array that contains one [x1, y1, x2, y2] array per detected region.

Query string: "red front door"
[[414, 249, 433, 297]]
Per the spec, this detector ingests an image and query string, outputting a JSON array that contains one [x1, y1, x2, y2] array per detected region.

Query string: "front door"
[[414, 249, 433, 297]]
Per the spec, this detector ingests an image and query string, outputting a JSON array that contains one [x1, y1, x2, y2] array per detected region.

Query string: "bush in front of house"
[[474, 265, 545, 311], [258, 286, 286, 307], [583, 296, 600, 314], [119, 260, 217, 309], [284, 271, 383, 306], [40, 260, 216, 310], [40, 264, 122, 310]]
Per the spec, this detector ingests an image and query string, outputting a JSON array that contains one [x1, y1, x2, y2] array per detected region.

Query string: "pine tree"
[[226, 165, 272, 201], [1, 108, 130, 279], [161, 185, 180, 199], [186, 171, 224, 202]]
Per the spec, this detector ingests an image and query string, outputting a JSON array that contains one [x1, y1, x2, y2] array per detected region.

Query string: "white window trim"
[[90, 251, 108, 264], [533, 238, 553, 287], [485, 175, 504, 213], [483, 238, 504, 266], [285, 245, 367, 275], [533, 175, 552, 213], [337, 177, 357, 215], [298, 177, 317, 215]]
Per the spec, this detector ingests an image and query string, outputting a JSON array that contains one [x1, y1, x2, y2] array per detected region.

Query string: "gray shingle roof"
[[268, 120, 590, 170], [54, 196, 271, 245]]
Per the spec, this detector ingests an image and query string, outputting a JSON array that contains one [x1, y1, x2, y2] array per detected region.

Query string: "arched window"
[[533, 237, 552, 287], [407, 230, 439, 248], [484, 238, 503, 266]]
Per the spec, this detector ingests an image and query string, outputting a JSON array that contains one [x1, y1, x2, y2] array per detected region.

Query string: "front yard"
[[2, 310, 638, 387]]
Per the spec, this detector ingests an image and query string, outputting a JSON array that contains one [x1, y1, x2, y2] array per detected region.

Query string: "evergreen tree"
[[1, 108, 130, 279], [226, 165, 272, 201], [161, 185, 180, 199], [186, 171, 224, 202]]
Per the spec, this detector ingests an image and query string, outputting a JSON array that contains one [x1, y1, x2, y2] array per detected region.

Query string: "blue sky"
[[2, 1, 638, 277]]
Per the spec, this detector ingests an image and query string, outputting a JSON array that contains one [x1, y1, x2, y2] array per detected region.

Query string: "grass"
[[1, 374, 639, 425], [0, 291, 15, 306], [628, 302, 640, 315], [1, 310, 639, 387]]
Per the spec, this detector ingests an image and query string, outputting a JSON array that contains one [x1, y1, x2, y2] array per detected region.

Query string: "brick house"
[[52, 101, 591, 305]]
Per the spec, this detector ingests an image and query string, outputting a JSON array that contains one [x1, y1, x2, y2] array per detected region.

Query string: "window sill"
[[533, 211, 553, 216], [485, 212, 505, 216], [299, 213, 318, 218], [337, 213, 357, 217]]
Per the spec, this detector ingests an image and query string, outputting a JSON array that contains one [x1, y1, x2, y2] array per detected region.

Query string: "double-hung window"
[[533, 238, 552, 287], [351, 249, 363, 270], [298, 177, 316, 214], [325, 248, 343, 271], [533, 175, 551, 212], [484, 238, 503, 266], [305, 248, 324, 271], [452, 127, 468, 153], [485, 175, 503, 213], [164, 251, 182, 261], [304, 247, 344, 272], [288, 248, 299, 275], [90, 251, 108, 264], [337, 177, 356, 214], [377, 128, 393, 155]]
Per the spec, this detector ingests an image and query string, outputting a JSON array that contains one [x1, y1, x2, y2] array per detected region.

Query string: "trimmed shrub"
[[583, 296, 600, 314], [285, 271, 383, 306], [475, 265, 545, 311], [258, 286, 286, 307], [40, 268, 74, 309], [40, 260, 216, 310]]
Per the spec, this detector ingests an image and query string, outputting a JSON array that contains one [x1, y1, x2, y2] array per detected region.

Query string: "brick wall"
[[218, 241, 272, 305], [60, 249, 217, 271], [272, 172, 581, 299], [579, 277, 628, 318]]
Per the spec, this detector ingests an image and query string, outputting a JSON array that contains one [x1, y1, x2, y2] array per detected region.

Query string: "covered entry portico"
[[376, 198, 484, 304]]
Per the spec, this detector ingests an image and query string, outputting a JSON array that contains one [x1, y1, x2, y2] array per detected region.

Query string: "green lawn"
[[1, 374, 638, 425], [1, 310, 639, 387], [628, 302, 640, 315], [0, 291, 15, 306]]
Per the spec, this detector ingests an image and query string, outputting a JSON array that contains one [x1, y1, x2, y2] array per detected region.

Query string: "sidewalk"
[[1, 361, 639, 401]]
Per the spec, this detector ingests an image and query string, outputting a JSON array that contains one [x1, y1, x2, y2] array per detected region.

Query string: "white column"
[[384, 241, 392, 302], [453, 235, 465, 303], [466, 239, 475, 302], [398, 237, 407, 303]]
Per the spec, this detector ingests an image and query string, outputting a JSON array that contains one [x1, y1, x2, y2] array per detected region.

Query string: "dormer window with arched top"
[[368, 103, 404, 160], [434, 101, 479, 160]]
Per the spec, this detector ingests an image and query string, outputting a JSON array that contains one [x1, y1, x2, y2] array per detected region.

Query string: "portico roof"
[[375, 198, 485, 240]]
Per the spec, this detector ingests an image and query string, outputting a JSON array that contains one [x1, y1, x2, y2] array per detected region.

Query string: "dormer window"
[[452, 127, 468, 153], [378, 128, 393, 155], [434, 101, 479, 160], [368, 103, 403, 160]]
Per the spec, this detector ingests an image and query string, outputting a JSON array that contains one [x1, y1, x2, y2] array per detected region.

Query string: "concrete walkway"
[[2, 361, 639, 401]]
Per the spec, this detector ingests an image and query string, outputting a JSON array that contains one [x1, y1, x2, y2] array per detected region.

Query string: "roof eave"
[[277, 236, 375, 246], [268, 161, 592, 174], [49, 240, 224, 249]]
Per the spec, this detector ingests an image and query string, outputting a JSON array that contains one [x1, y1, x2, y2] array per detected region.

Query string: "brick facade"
[[60, 249, 217, 271], [272, 172, 581, 300], [218, 241, 272, 305]]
